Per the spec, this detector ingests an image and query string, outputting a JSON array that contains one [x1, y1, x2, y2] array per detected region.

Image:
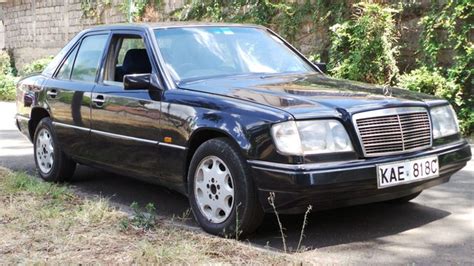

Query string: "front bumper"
[[249, 140, 472, 214]]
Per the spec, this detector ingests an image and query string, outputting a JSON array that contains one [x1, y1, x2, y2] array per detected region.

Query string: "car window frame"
[[99, 29, 158, 90], [52, 31, 111, 84], [70, 32, 111, 84]]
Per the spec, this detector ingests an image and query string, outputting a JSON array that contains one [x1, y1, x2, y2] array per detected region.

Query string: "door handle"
[[93, 94, 105, 107], [47, 89, 57, 98]]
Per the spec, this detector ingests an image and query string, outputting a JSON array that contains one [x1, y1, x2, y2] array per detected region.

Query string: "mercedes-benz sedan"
[[15, 23, 471, 236]]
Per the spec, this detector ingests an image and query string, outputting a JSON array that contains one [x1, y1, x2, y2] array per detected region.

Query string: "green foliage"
[[0, 51, 14, 75], [120, 0, 163, 22], [176, 0, 349, 47], [20, 56, 54, 76], [458, 106, 474, 136], [122, 202, 157, 230], [80, 0, 112, 22], [176, 0, 308, 41], [399, 67, 460, 102], [329, 3, 399, 85], [0, 74, 17, 101], [3, 171, 70, 200], [177, 0, 275, 25], [418, 0, 473, 135], [0, 51, 17, 101]]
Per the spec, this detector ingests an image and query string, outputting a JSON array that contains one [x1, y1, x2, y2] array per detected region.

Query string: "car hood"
[[179, 73, 444, 119]]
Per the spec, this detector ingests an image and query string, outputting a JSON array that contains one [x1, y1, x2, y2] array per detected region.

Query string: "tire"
[[387, 191, 422, 203], [33, 117, 76, 182], [187, 138, 264, 237]]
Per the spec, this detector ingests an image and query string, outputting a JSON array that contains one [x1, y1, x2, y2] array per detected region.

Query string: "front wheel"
[[188, 138, 263, 237], [33, 117, 76, 182]]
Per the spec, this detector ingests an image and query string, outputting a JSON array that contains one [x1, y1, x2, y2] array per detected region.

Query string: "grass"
[[0, 167, 296, 264], [268, 192, 313, 253]]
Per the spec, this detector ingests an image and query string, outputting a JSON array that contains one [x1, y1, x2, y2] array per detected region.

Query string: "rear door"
[[44, 32, 109, 159], [88, 30, 162, 179]]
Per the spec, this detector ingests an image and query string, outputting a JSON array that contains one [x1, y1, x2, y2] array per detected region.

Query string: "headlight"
[[271, 120, 353, 155], [430, 105, 459, 139]]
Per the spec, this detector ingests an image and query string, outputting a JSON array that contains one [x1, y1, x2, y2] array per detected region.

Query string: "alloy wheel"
[[194, 155, 235, 223], [36, 128, 54, 174]]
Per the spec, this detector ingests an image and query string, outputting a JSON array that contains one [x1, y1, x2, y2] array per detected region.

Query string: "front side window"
[[103, 35, 151, 84], [71, 34, 108, 82], [154, 27, 315, 82]]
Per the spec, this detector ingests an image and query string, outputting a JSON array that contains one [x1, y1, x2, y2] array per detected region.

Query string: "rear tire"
[[188, 138, 264, 237], [388, 191, 422, 203], [33, 117, 76, 182]]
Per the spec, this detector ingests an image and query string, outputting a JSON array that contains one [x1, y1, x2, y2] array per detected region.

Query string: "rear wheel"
[[388, 191, 422, 203], [33, 117, 76, 182], [188, 138, 263, 237]]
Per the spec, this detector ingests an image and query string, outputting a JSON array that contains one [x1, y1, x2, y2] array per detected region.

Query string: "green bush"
[[0, 74, 18, 101], [418, 0, 473, 136], [0, 51, 14, 75], [0, 51, 17, 101], [398, 67, 472, 135], [328, 3, 399, 85], [398, 67, 459, 100], [458, 107, 474, 137], [20, 56, 54, 76]]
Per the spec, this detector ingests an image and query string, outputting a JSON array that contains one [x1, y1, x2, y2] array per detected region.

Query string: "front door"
[[88, 31, 162, 179]]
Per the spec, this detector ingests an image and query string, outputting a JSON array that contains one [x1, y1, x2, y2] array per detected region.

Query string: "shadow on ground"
[[66, 166, 453, 252], [251, 202, 449, 251]]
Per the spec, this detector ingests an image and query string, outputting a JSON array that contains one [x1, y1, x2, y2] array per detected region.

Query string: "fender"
[[161, 88, 293, 160], [157, 88, 295, 194]]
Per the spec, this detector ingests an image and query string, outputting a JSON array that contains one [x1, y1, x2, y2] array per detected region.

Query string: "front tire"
[[33, 117, 76, 182], [188, 138, 263, 237]]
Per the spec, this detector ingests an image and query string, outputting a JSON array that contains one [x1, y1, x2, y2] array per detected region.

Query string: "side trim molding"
[[159, 142, 187, 150], [52, 122, 89, 131], [91, 129, 157, 144], [52, 121, 187, 150]]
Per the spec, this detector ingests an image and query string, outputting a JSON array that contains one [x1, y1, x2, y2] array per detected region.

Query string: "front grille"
[[354, 108, 432, 157]]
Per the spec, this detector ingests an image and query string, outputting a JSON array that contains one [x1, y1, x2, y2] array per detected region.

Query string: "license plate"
[[376, 155, 439, 189]]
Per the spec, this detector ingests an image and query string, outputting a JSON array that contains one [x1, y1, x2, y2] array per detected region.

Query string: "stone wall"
[[0, 0, 126, 70]]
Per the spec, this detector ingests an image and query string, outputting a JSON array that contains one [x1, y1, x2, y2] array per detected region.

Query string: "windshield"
[[154, 27, 315, 82]]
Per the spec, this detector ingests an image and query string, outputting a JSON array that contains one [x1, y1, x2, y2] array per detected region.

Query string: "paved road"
[[1, 102, 472, 264]]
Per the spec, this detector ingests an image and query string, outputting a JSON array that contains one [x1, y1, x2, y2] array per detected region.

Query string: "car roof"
[[85, 22, 266, 33]]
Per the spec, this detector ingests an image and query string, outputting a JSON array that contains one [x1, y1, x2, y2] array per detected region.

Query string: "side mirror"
[[313, 62, 327, 74], [123, 74, 162, 91]]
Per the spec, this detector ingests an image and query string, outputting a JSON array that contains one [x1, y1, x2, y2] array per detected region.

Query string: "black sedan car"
[[15, 23, 471, 236]]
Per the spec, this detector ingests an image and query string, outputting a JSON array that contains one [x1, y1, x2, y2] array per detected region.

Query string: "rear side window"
[[42, 33, 82, 77], [71, 34, 108, 82], [56, 45, 79, 80]]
